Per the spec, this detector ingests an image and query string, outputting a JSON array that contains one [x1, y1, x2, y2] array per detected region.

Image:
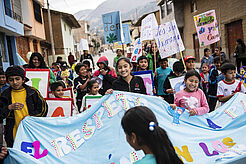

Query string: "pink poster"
[[194, 10, 220, 47]]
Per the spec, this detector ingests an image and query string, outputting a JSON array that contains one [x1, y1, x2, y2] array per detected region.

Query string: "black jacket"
[[0, 84, 48, 147], [112, 76, 147, 94]]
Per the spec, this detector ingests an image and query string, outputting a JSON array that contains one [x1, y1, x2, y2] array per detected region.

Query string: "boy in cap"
[[0, 66, 48, 147], [184, 55, 196, 72]]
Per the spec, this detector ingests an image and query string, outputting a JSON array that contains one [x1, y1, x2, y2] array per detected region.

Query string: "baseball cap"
[[184, 56, 195, 62]]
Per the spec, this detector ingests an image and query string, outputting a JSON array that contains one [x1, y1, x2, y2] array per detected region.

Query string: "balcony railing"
[[4, 6, 23, 23]]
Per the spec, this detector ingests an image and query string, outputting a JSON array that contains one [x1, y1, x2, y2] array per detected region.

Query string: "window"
[[160, 3, 165, 19], [33, 0, 42, 23], [191, 0, 197, 13], [64, 24, 66, 31], [4, 0, 12, 17], [0, 33, 8, 62], [167, 0, 173, 15]]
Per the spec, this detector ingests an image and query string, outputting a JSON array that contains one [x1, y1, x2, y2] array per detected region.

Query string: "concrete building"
[[0, 0, 24, 70], [16, 0, 46, 63], [43, 9, 80, 64]]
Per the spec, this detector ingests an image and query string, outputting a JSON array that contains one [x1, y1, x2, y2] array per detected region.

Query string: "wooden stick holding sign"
[[25, 69, 50, 98]]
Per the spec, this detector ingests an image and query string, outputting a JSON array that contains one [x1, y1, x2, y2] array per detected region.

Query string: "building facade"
[[183, 0, 246, 61], [0, 0, 24, 70], [16, 0, 46, 63], [43, 9, 80, 64]]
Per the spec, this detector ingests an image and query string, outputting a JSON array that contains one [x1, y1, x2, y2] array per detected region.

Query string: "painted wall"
[[0, 0, 24, 36], [61, 18, 75, 60]]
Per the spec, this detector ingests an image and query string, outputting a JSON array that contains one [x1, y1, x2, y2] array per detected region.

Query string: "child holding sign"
[[0, 66, 47, 147], [121, 106, 183, 164], [81, 80, 101, 112], [50, 81, 79, 115], [174, 70, 209, 116]]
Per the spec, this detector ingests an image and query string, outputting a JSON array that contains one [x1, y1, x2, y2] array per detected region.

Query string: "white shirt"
[[217, 79, 246, 106]]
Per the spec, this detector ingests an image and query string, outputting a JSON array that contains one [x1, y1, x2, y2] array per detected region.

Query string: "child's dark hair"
[[116, 57, 132, 69], [158, 56, 168, 63], [29, 52, 48, 68], [221, 63, 236, 74], [87, 80, 98, 92], [82, 60, 91, 68], [204, 48, 210, 55], [0, 69, 5, 75], [201, 62, 209, 68], [185, 70, 201, 82], [121, 106, 183, 164], [50, 81, 65, 91], [75, 63, 86, 74], [137, 56, 149, 70], [173, 61, 184, 73]]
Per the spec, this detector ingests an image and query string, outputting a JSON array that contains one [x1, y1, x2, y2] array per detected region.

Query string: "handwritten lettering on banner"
[[131, 38, 142, 62], [154, 20, 185, 59], [10, 92, 246, 163], [45, 98, 73, 117], [133, 70, 154, 95], [25, 69, 50, 98], [194, 10, 220, 47], [102, 11, 124, 44], [140, 13, 158, 41]]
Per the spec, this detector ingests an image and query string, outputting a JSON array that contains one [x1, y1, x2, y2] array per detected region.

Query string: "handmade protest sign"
[[130, 38, 142, 62], [140, 13, 158, 41], [7, 92, 246, 163], [118, 24, 131, 45], [25, 69, 50, 98], [133, 70, 154, 95], [102, 11, 124, 44], [169, 76, 185, 93], [78, 38, 89, 51], [194, 10, 220, 47], [154, 19, 185, 59], [45, 98, 73, 117], [85, 96, 102, 109]]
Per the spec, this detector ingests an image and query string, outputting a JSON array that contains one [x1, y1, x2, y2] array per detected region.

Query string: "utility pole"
[[47, 0, 56, 62]]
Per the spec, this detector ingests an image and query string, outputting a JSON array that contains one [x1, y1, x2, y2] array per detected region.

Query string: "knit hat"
[[61, 62, 68, 68], [5, 65, 28, 81]]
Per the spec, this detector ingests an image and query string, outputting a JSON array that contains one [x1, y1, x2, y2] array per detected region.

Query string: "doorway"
[[226, 20, 243, 59]]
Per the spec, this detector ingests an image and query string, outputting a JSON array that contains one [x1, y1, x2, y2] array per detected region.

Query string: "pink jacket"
[[174, 89, 209, 115]]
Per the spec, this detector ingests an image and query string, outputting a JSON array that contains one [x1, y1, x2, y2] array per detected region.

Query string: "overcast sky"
[[48, 0, 107, 14]]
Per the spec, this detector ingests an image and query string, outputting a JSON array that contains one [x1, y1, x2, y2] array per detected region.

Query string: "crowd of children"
[[0, 46, 245, 162]]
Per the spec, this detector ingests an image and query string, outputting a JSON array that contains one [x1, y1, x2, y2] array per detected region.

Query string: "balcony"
[[5, 6, 23, 23]]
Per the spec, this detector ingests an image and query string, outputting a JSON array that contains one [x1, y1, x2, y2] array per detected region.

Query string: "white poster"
[[140, 13, 158, 41], [130, 38, 142, 63], [78, 38, 89, 51], [85, 96, 102, 109], [45, 98, 73, 117], [25, 69, 50, 98], [168, 58, 179, 70], [169, 76, 185, 93], [154, 19, 185, 59]]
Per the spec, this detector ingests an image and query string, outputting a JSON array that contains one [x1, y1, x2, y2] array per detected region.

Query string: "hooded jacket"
[[0, 84, 48, 147], [93, 56, 117, 95]]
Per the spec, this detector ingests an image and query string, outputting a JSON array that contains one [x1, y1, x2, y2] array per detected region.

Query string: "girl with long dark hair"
[[27, 52, 56, 85], [121, 106, 183, 164]]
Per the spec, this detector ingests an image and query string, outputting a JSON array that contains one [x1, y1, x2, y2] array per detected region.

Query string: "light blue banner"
[[5, 92, 246, 163], [102, 11, 122, 44], [118, 24, 131, 45]]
